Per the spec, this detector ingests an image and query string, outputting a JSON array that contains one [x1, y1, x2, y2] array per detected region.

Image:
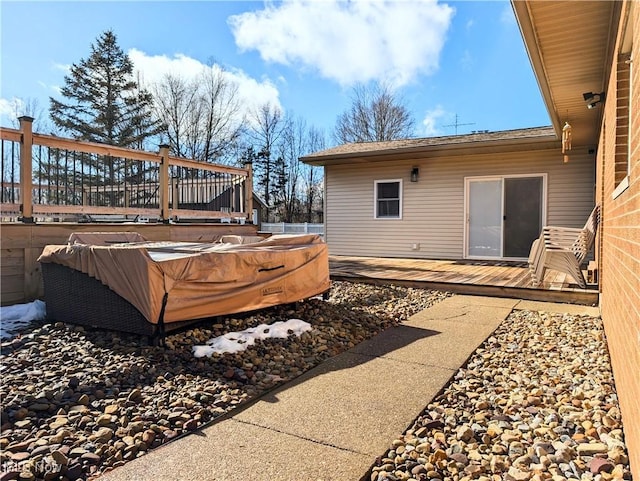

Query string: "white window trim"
[[629, 51, 633, 181], [615, 15, 633, 199], [614, 52, 633, 200], [374, 179, 403, 220], [612, 175, 629, 199]]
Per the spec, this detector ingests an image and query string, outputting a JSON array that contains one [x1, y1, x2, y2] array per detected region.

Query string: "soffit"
[[513, 1, 619, 148]]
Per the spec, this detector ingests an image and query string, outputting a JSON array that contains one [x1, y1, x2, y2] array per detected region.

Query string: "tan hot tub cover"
[[38, 233, 330, 325]]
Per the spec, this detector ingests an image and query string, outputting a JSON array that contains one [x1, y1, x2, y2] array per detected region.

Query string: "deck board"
[[329, 255, 598, 306]]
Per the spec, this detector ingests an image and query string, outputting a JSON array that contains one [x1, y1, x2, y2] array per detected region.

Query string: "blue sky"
[[0, 0, 551, 145]]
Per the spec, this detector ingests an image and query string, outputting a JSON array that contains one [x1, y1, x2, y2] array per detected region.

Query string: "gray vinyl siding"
[[324, 148, 595, 259]]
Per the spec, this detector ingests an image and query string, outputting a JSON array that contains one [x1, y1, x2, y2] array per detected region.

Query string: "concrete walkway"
[[99, 295, 599, 481]]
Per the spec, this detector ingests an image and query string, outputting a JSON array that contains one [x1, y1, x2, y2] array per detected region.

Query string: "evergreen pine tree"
[[50, 30, 161, 147], [270, 154, 287, 220], [48, 30, 162, 199]]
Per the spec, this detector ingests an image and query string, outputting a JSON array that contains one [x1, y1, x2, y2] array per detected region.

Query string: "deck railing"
[[0, 117, 253, 223]]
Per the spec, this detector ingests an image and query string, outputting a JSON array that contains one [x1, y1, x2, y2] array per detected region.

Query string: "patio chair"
[[528, 204, 600, 289]]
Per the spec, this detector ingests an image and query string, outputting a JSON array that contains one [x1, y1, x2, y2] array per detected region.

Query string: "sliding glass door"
[[468, 179, 503, 257], [466, 175, 544, 259], [503, 177, 543, 257]]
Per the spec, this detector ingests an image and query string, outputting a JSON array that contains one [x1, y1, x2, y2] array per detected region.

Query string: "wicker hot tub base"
[[41, 263, 200, 340]]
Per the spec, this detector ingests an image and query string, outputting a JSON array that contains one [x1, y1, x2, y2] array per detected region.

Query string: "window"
[[613, 3, 634, 198], [374, 179, 402, 219], [614, 53, 631, 190]]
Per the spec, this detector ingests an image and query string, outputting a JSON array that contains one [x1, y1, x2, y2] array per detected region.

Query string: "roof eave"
[[511, 1, 622, 146], [301, 135, 560, 166], [511, 1, 561, 136]]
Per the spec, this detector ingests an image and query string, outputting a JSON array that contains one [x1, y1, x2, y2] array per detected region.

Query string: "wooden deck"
[[329, 255, 599, 306]]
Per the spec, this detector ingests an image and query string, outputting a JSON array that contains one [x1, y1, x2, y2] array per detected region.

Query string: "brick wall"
[[596, 1, 640, 476]]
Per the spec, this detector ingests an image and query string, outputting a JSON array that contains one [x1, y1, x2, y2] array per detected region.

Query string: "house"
[[175, 187, 266, 227], [301, 126, 595, 261], [302, 0, 639, 475]]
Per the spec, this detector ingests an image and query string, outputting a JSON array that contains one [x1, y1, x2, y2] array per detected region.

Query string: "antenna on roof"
[[443, 114, 475, 135]]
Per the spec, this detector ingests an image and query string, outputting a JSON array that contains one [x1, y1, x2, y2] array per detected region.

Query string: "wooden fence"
[[1, 222, 261, 305], [261, 222, 324, 235], [0, 117, 253, 223]]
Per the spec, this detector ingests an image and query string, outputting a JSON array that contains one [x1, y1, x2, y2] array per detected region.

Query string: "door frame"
[[464, 173, 547, 260]]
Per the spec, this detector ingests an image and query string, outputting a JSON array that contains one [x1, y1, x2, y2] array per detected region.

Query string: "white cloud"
[[0, 98, 25, 125], [0, 96, 54, 130], [0, 98, 22, 118], [128, 49, 282, 118], [421, 105, 447, 136], [228, 0, 454, 87]]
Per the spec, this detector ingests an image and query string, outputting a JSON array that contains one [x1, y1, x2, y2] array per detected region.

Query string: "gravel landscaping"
[[0, 282, 632, 481], [0, 282, 449, 481], [369, 309, 632, 481]]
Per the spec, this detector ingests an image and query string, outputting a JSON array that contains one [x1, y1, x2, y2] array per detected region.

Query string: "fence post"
[[19, 116, 34, 223], [159, 144, 170, 223], [243, 161, 253, 222], [304, 222, 308, 233]]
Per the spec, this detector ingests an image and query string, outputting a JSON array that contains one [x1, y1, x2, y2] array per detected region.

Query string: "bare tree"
[[247, 103, 283, 221], [151, 73, 199, 158], [300, 126, 325, 222], [197, 66, 244, 163], [272, 115, 308, 222], [4, 97, 55, 133], [2, 98, 55, 203], [243, 110, 325, 223], [334, 82, 415, 144], [152, 65, 244, 164]]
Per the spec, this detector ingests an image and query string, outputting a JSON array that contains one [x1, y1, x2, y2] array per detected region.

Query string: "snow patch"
[[0, 300, 46, 340], [193, 318, 312, 357]]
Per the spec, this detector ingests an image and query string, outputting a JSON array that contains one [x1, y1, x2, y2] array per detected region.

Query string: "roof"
[[301, 126, 558, 165], [252, 192, 268, 209]]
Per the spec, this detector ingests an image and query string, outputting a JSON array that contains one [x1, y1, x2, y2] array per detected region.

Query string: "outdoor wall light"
[[410, 167, 419, 182], [583, 91, 605, 109]]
